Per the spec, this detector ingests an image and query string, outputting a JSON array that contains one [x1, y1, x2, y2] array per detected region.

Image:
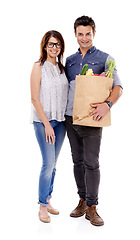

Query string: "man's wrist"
[[104, 101, 113, 108]]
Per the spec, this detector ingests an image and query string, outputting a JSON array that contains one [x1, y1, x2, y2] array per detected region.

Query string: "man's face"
[[75, 25, 95, 50]]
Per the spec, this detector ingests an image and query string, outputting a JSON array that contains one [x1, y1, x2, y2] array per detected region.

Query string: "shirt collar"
[[78, 46, 96, 54]]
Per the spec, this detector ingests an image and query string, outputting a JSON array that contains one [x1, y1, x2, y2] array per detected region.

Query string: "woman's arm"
[[30, 62, 55, 144]]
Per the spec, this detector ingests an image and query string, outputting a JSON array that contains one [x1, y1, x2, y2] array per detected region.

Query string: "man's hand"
[[88, 103, 110, 121]]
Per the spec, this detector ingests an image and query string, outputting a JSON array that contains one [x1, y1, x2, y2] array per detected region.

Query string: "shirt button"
[[80, 63, 82, 65], [92, 63, 94, 65]]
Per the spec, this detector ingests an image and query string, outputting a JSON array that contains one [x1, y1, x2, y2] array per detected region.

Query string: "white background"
[[0, 0, 140, 239]]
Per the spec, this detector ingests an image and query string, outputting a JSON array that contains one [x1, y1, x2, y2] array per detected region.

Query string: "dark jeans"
[[65, 115, 102, 206]]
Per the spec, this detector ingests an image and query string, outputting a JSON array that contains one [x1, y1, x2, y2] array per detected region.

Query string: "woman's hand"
[[88, 103, 110, 121], [45, 124, 55, 145]]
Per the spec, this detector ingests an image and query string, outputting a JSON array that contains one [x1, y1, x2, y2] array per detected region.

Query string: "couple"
[[30, 15, 123, 226]]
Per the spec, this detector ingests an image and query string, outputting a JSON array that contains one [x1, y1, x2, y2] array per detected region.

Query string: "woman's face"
[[45, 37, 61, 60]]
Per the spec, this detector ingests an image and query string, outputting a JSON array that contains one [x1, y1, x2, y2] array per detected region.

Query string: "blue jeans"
[[33, 120, 66, 207]]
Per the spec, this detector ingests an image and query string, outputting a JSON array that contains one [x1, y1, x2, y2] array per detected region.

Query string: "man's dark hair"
[[74, 15, 96, 34]]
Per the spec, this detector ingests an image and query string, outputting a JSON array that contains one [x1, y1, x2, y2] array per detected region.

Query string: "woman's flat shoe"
[[38, 212, 51, 223], [47, 206, 59, 215]]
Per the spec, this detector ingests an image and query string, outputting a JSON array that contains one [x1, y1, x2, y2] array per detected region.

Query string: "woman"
[[30, 30, 68, 223]]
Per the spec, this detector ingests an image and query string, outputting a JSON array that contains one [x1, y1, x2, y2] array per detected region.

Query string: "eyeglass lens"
[[47, 42, 61, 48]]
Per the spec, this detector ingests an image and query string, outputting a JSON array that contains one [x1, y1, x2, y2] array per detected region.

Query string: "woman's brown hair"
[[39, 30, 65, 73]]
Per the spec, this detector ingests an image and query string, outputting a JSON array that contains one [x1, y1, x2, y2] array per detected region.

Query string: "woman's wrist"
[[44, 120, 51, 128]]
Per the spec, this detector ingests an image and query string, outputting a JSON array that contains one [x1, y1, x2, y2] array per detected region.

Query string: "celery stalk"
[[106, 59, 115, 78]]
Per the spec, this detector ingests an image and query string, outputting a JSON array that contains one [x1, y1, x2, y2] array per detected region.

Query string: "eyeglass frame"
[[47, 42, 61, 49]]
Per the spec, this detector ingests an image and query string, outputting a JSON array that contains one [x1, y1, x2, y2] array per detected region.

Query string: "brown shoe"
[[85, 205, 104, 226], [70, 198, 87, 217]]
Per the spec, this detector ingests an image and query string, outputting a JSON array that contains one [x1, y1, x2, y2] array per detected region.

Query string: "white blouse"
[[31, 60, 68, 123]]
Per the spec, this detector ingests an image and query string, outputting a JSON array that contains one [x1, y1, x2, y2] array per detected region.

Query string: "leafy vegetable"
[[106, 59, 115, 78]]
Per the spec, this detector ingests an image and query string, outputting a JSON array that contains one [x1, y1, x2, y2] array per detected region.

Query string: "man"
[[65, 16, 123, 226]]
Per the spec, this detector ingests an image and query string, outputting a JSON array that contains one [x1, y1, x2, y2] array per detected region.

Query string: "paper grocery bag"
[[73, 75, 113, 127]]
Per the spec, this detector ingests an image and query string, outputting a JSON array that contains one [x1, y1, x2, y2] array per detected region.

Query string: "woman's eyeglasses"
[[47, 42, 61, 49]]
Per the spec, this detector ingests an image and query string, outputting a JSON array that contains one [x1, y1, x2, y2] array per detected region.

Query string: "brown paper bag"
[[73, 75, 113, 127]]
